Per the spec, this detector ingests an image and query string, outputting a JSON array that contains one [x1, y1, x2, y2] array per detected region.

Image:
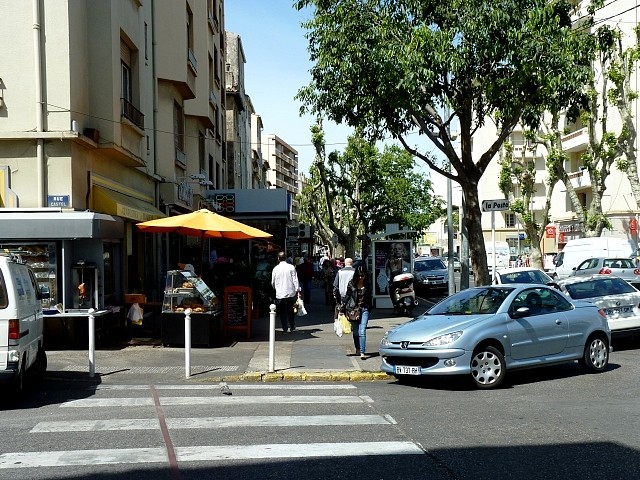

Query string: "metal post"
[[268, 303, 276, 372], [88, 308, 95, 378], [447, 173, 455, 295], [184, 308, 192, 378], [491, 211, 497, 280]]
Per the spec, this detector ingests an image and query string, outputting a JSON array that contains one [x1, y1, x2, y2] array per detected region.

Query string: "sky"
[[224, 1, 355, 175]]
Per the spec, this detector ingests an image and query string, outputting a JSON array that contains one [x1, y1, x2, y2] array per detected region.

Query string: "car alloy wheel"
[[470, 346, 505, 389], [579, 335, 609, 373]]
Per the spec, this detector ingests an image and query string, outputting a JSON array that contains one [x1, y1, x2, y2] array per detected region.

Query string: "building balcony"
[[561, 127, 588, 153], [568, 167, 591, 191], [121, 98, 144, 130]]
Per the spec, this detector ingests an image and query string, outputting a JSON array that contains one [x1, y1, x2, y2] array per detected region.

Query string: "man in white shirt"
[[333, 257, 355, 318], [271, 251, 300, 333]]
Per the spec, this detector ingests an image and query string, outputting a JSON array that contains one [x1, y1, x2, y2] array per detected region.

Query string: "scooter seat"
[[392, 273, 414, 283]]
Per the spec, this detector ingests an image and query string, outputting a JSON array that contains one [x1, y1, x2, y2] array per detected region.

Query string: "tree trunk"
[[464, 185, 490, 285]]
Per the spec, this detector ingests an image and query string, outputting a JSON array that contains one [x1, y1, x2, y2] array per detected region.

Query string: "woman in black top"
[[343, 266, 373, 359]]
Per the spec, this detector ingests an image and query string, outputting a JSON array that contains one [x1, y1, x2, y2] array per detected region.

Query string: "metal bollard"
[[269, 303, 276, 372], [184, 308, 192, 378], [88, 308, 96, 378]]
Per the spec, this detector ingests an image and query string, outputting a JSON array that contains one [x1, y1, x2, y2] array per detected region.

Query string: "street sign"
[[481, 199, 510, 212]]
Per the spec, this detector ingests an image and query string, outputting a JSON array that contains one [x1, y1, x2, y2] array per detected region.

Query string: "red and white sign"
[[630, 218, 637, 233], [545, 226, 556, 238]]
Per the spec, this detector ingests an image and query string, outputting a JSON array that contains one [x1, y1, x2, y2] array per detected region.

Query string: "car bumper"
[[379, 346, 473, 375], [0, 364, 19, 382], [607, 314, 640, 333]]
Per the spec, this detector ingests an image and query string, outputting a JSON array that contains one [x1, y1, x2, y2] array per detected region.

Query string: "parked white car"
[[0, 254, 47, 398], [557, 274, 640, 338], [493, 267, 556, 286]]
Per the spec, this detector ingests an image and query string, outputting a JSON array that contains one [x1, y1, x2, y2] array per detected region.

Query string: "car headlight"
[[380, 332, 390, 346], [423, 331, 463, 347]]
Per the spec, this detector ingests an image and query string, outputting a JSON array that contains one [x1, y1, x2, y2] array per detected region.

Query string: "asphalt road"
[[2, 338, 639, 480]]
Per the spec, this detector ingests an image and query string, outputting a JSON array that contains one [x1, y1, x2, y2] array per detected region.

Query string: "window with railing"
[[121, 98, 144, 129], [174, 102, 184, 152]]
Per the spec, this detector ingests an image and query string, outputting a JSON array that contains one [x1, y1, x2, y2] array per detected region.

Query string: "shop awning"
[[0, 210, 124, 239], [93, 186, 165, 222]]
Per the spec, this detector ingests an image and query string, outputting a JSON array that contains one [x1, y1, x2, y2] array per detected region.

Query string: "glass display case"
[[0, 243, 57, 308], [161, 270, 221, 346]]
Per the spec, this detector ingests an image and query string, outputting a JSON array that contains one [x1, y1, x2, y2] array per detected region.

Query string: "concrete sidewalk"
[[45, 286, 430, 384]]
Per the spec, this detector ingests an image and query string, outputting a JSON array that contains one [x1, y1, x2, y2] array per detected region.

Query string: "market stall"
[[161, 269, 221, 346]]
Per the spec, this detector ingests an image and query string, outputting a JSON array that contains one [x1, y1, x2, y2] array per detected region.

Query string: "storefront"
[[0, 209, 124, 310]]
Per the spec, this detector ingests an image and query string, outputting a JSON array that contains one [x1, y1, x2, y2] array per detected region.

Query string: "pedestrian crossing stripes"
[[61, 394, 372, 407], [0, 442, 423, 469], [31, 414, 397, 432], [0, 383, 424, 472], [91, 384, 358, 390]]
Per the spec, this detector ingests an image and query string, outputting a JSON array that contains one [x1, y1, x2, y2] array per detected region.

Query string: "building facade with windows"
[[470, 2, 640, 263], [264, 134, 300, 219], [0, 0, 227, 309]]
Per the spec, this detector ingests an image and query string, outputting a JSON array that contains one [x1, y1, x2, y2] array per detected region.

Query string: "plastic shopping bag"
[[127, 303, 143, 326], [297, 297, 307, 316], [334, 316, 343, 337], [339, 313, 351, 335]]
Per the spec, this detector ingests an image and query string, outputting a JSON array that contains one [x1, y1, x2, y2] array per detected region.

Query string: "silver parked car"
[[379, 285, 611, 389], [557, 274, 640, 338], [570, 257, 640, 288]]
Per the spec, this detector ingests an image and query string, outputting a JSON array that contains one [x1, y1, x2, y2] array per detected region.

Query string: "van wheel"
[[31, 347, 47, 381], [12, 358, 26, 397]]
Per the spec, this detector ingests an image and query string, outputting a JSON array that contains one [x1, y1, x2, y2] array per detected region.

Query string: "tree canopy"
[[295, 0, 596, 285], [299, 124, 444, 257]]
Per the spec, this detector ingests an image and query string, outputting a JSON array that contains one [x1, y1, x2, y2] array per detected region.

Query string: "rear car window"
[[603, 258, 635, 269], [0, 270, 7, 309], [564, 277, 636, 299]]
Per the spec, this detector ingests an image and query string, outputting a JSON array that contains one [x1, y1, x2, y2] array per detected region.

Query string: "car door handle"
[[555, 319, 563, 325]]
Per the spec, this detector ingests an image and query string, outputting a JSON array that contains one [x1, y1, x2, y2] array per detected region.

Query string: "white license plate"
[[395, 365, 421, 375], [605, 306, 632, 315]]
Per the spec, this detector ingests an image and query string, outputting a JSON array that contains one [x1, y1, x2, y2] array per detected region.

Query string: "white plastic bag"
[[127, 303, 143, 326], [297, 297, 307, 316], [334, 316, 343, 337]]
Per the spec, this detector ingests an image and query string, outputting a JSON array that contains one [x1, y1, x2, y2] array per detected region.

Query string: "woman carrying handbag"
[[343, 266, 373, 359]]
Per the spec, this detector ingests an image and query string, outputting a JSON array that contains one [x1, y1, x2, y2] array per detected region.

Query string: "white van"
[[551, 237, 636, 279], [486, 240, 510, 270], [0, 254, 46, 396]]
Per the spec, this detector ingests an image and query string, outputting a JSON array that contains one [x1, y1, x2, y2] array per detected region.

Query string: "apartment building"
[[474, 1, 640, 260], [224, 31, 251, 190], [264, 134, 300, 219], [0, 0, 226, 310]]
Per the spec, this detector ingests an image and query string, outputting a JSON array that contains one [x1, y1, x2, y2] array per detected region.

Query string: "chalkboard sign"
[[223, 286, 252, 338]]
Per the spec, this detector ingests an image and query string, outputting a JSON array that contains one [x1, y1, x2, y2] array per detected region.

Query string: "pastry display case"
[[161, 270, 221, 346]]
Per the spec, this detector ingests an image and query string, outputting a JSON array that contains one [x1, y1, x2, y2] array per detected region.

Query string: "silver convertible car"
[[379, 285, 611, 389]]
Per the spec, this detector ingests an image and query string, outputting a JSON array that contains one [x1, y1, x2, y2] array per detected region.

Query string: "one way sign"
[[481, 199, 510, 212]]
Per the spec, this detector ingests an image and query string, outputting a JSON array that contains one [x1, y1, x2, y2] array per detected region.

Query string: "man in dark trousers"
[[271, 251, 300, 333]]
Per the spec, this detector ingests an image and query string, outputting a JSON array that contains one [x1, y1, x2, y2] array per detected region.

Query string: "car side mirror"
[[556, 260, 563, 267], [511, 306, 531, 318]]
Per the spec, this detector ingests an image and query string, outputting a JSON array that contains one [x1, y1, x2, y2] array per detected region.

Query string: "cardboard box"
[[125, 293, 146, 304]]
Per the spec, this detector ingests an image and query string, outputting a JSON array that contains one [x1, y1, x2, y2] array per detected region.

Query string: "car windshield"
[[499, 270, 552, 284], [414, 259, 446, 272], [428, 287, 514, 315], [563, 277, 636, 299]]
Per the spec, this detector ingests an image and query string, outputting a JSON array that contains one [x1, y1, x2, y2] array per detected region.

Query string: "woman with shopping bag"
[[342, 266, 372, 359]]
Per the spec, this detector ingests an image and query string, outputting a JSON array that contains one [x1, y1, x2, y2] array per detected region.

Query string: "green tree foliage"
[[298, 123, 444, 257], [294, 0, 595, 285]]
